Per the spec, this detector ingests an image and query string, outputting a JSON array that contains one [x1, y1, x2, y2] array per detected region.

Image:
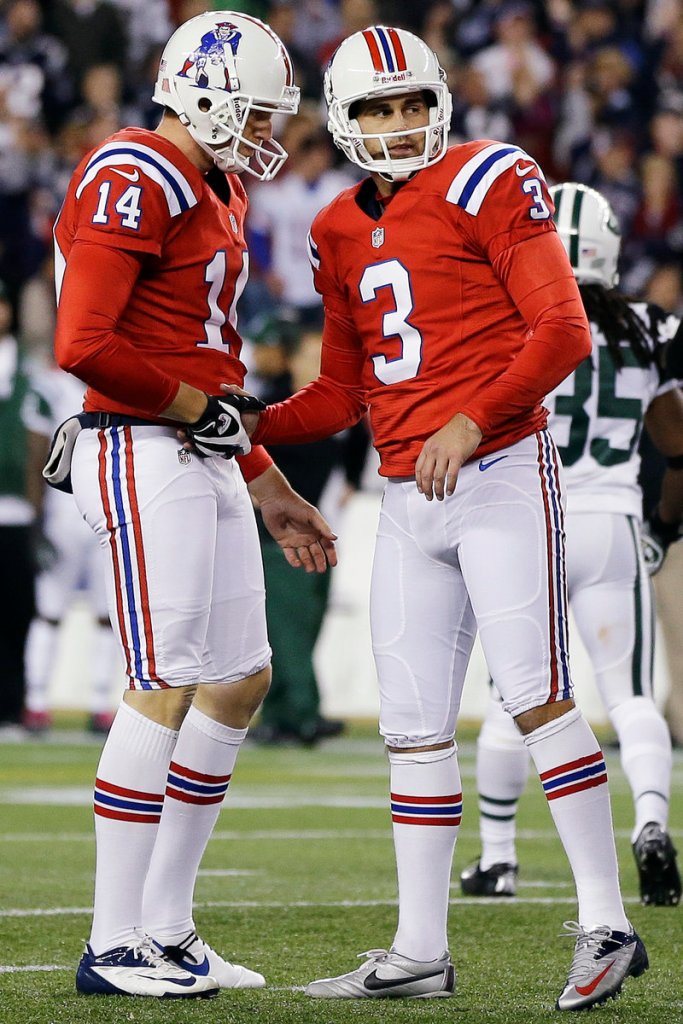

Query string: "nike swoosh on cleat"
[[363, 968, 444, 991], [478, 455, 508, 472], [112, 168, 140, 182], [575, 960, 616, 996], [515, 162, 536, 176], [180, 957, 211, 977]]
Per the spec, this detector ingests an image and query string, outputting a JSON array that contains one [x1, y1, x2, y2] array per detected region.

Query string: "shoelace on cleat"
[[357, 949, 391, 964], [560, 921, 615, 986], [131, 935, 187, 975]]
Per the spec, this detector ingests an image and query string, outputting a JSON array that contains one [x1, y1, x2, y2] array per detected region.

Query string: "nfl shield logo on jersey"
[[229, 212, 238, 233], [372, 227, 385, 248], [177, 449, 192, 465]]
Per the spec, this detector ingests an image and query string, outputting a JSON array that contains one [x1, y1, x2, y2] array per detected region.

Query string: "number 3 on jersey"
[[360, 259, 423, 384]]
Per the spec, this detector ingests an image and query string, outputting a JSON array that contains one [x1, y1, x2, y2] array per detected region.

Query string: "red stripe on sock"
[[169, 761, 232, 784], [94, 805, 161, 823], [390, 792, 462, 805], [392, 814, 462, 826], [95, 777, 164, 801]]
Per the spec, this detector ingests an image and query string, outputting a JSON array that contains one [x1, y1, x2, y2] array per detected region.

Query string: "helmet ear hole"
[[198, 97, 212, 113]]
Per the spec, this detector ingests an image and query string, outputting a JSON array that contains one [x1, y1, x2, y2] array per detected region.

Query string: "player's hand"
[[185, 391, 266, 458], [415, 413, 483, 501], [220, 383, 262, 438], [641, 508, 681, 576], [250, 466, 337, 573]]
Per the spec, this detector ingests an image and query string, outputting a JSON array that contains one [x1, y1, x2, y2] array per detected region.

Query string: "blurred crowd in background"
[[1, 0, 683, 352]]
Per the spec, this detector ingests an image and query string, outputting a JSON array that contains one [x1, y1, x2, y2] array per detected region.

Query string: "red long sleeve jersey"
[[53, 127, 271, 480], [254, 141, 592, 477]]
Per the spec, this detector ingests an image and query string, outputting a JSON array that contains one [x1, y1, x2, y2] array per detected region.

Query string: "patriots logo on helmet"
[[176, 23, 242, 91]]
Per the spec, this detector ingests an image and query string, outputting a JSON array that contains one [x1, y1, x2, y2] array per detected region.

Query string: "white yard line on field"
[[0, 895, 642, 920]]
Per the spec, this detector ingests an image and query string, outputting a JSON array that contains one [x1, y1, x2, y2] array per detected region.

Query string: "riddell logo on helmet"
[[373, 71, 415, 85]]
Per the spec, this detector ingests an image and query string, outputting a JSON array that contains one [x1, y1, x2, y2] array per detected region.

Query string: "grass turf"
[[1, 719, 681, 1023]]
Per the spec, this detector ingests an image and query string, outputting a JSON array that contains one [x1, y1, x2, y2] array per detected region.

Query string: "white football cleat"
[[76, 935, 218, 998], [305, 947, 455, 999], [158, 931, 265, 989]]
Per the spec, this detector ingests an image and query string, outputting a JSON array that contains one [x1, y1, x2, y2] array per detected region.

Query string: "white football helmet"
[[324, 26, 452, 182], [550, 182, 621, 288], [153, 11, 299, 179]]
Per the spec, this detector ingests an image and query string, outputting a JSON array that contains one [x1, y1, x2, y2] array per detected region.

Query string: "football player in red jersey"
[[51, 11, 336, 1000], [245, 25, 648, 1011]]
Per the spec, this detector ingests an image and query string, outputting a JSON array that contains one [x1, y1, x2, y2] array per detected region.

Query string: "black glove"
[[185, 392, 266, 459], [641, 508, 681, 576]]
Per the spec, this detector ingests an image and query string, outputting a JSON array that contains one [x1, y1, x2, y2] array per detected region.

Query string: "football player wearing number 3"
[[248, 26, 648, 1011], [461, 184, 683, 908], [52, 12, 336, 1000]]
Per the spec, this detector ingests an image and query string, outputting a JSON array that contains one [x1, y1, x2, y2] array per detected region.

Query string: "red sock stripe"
[[540, 750, 604, 782], [168, 761, 232, 784], [94, 805, 161, 823], [362, 29, 384, 71], [391, 814, 462, 826], [95, 777, 164, 801], [390, 792, 461, 804]]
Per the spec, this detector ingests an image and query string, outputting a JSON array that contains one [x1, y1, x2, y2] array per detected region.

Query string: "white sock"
[[24, 619, 58, 714], [89, 624, 118, 716], [610, 697, 672, 841], [389, 746, 461, 962], [477, 697, 529, 869], [143, 705, 246, 945], [89, 701, 178, 954], [524, 707, 628, 932]]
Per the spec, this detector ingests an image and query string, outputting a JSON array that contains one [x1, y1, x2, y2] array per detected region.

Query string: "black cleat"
[[460, 859, 518, 897], [632, 822, 681, 906]]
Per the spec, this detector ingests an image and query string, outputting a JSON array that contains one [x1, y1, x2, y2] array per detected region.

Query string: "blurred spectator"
[[450, 63, 513, 142], [470, 2, 557, 167], [0, 279, 50, 728], [644, 263, 683, 318], [628, 152, 683, 271], [318, 0, 379, 69], [17, 251, 55, 359], [0, 0, 74, 132], [247, 116, 355, 324], [267, 0, 325, 101], [44, 0, 128, 90], [108, 0, 172, 71]]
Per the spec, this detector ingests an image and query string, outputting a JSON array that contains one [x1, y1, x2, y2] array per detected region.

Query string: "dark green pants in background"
[[260, 538, 332, 740]]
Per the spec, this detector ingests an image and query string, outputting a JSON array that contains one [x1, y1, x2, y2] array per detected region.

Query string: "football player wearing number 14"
[[247, 25, 648, 1012], [52, 12, 336, 1001]]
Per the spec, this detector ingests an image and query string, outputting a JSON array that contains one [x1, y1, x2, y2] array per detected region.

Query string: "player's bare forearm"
[[415, 412, 483, 502], [248, 464, 338, 573]]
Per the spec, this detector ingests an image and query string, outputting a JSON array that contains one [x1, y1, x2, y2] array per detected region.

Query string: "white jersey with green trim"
[[546, 301, 680, 518]]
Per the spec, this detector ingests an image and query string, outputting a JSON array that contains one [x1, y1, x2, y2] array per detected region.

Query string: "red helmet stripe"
[[387, 28, 407, 71], [362, 29, 384, 72]]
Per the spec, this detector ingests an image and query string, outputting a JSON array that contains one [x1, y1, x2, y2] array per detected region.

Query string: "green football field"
[[1, 718, 681, 1023]]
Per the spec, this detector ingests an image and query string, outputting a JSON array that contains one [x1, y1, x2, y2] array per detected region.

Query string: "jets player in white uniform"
[[461, 183, 683, 908], [23, 367, 118, 734]]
